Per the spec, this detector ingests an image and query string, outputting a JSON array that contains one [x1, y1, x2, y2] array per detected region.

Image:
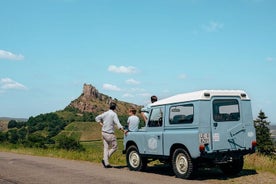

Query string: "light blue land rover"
[[123, 90, 257, 179]]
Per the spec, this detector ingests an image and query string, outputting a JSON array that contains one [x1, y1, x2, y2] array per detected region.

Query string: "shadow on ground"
[[114, 164, 257, 181]]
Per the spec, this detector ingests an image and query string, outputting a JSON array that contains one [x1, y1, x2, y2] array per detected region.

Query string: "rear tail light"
[[252, 140, 257, 149], [199, 144, 205, 152]]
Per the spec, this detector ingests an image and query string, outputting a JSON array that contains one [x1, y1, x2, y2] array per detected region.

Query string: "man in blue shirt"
[[127, 108, 140, 132]]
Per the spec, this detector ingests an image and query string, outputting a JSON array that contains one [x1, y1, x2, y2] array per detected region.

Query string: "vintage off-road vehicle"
[[123, 90, 256, 179]]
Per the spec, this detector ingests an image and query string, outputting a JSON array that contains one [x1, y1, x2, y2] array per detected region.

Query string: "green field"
[[57, 122, 124, 141]]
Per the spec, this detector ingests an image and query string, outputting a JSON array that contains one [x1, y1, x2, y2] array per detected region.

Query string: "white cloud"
[[108, 65, 137, 74], [266, 57, 275, 62], [102, 83, 121, 91], [139, 93, 151, 97], [0, 78, 27, 90], [178, 73, 187, 79], [126, 78, 140, 85], [130, 88, 146, 92], [202, 21, 223, 32], [0, 50, 24, 61], [122, 93, 135, 98]]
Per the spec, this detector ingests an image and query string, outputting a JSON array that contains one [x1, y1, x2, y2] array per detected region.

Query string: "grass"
[[244, 153, 276, 174], [0, 139, 127, 166]]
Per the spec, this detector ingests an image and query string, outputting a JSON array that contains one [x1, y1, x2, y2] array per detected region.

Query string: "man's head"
[[109, 102, 117, 110], [151, 95, 158, 103], [129, 108, 137, 115]]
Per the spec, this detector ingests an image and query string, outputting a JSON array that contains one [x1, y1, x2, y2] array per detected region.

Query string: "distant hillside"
[[270, 125, 276, 143], [66, 83, 142, 116], [0, 117, 28, 121], [0, 118, 27, 132], [0, 120, 9, 131]]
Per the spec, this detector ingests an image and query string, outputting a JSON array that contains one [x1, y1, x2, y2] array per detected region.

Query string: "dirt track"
[[0, 152, 275, 184]]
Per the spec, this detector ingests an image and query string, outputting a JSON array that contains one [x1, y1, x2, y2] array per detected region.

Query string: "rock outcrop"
[[67, 84, 140, 116]]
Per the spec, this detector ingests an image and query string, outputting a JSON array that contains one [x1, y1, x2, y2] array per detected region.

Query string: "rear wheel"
[[172, 148, 195, 179], [126, 145, 147, 171], [220, 157, 244, 176]]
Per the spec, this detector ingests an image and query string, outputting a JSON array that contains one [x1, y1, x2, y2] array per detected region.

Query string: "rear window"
[[213, 99, 240, 122], [169, 104, 194, 124]]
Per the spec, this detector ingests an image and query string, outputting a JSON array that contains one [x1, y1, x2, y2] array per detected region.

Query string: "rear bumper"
[[200, 148, 255, 164]]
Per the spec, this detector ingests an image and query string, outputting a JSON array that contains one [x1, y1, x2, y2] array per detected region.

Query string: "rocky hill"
[[66, 83, 141, 116]]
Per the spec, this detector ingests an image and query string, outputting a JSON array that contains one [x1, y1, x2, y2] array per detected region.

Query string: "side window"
[[148, 107, 163, 127], [213, 99, 240, 122], [169, 104, 194, 124]]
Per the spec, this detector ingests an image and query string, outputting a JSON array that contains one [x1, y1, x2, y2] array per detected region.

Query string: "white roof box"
[[152, 90, 249, 106]]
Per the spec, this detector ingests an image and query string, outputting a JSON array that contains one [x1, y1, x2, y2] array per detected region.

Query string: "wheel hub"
[[176, 153, 188, 174], [130, 151, 140, 167]]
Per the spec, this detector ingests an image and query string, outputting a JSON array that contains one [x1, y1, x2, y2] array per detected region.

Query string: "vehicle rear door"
[[211, 97, 246, 151]]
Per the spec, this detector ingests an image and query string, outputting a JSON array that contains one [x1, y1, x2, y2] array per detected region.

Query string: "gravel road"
[[0, 152, 275, 184]]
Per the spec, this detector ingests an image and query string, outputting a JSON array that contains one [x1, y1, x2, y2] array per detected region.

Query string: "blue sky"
[[0, 0, 275, 124]]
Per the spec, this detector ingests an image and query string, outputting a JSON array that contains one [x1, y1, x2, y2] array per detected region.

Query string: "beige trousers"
[[102, 132, 118, 165]]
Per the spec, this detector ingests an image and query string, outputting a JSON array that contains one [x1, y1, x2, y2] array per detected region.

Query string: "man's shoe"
[[105, 165, 112, 168], [101, 160, 106, 168]]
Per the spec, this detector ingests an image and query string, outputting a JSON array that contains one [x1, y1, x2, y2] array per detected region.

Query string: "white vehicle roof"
[[151, 90, 249, 106]]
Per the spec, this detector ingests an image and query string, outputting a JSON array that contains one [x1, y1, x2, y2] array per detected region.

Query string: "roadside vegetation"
[[244, 153, 276, 174], [1, 138, 275, 175], [0, 109, 275, 176], [0, 111, 128, 151]]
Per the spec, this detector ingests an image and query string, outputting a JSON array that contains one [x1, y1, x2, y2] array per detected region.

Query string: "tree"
[[8, 120, 17, 129], [254, 110, 275, 155]]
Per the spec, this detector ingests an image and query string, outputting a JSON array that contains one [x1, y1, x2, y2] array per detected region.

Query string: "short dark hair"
[[151, 95, 158, 103], [129, 108, 137, 115], [109, 102, 117, 110]]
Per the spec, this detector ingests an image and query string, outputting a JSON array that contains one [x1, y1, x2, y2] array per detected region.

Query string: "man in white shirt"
[[95, 102, 125, 168], [141, 95, 158, 123]]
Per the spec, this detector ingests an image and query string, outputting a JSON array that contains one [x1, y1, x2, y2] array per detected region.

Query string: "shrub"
[[0, 132, 7, 142], [56, 135, 85, 151], [25, 134, 47, 148]]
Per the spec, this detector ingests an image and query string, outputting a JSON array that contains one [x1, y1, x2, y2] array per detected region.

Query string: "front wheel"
[[126, 145, 147, 171], [172, 148, 195, 179]]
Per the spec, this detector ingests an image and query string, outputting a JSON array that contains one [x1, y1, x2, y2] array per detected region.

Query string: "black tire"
[[126, 145, 147, 171], [172, 148, 194, 179], [220, 157, 244, 176]]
